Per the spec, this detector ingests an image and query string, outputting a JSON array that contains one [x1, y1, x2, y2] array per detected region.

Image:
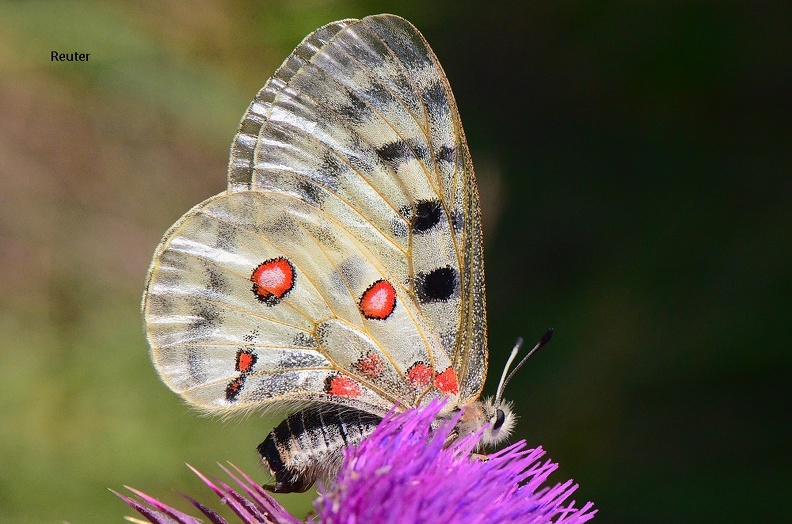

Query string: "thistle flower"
[[116, 401, 595, 523]]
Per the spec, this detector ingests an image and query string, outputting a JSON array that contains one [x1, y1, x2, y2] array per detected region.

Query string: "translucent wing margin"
[[227, 14, 489, 403], [229, 19, 357, 192]]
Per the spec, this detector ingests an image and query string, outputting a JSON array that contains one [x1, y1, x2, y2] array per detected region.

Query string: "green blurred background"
[[1, 1, 789, 522]]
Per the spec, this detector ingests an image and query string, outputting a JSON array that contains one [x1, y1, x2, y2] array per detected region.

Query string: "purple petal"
[[112, 487, 195, 524], [315, 400, 597, 523], [180, 494, 229, 524]]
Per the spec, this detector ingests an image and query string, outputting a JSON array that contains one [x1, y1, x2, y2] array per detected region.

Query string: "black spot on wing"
[[412, 199, 443, 233], [406, 139, 429, 163], [375, 139, 430, 167], [423, 82, 450, 116], [323, 374, 336, 394], [337, 256, 368, 287], [416, 266, 458, 303], [278, 350, 327, 369], [436, 145, 456, 163], [376, 140, 409, 163]]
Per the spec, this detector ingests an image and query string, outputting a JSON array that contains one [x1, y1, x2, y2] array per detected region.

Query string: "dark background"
[[1, 1, 789, 522]]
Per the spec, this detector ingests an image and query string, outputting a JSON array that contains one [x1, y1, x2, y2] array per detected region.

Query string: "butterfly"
[[143, 14, 549, 493]]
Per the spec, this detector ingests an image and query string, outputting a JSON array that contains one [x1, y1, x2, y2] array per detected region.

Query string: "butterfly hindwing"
[[144, 189, 456, 415]]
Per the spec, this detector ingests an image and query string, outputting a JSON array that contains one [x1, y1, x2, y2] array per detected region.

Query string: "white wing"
[[143, 14, 488, 417], [229, 14, 488, 402]]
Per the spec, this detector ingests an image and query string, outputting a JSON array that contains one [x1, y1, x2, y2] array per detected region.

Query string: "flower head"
[[117, 401, 595, 523], [316, 399, 595, 523]]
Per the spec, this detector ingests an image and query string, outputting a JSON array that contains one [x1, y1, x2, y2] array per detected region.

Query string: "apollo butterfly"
[[143, 14, 551, 493]]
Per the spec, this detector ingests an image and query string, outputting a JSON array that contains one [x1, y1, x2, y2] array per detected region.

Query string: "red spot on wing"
[[225, 376, 246, 401], [406, 362, 433, 388], [359, 279, 396, 320], [325, 375, 362, 398], [356, 353, 384, 379], [236, 349, 257, 373], [251, 257, 295, 304], [435, 367, 459, 395]]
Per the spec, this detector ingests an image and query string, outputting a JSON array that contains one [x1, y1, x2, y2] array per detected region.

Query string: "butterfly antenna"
[[495, 328, 554, 407], [494, 337, 523, 407]]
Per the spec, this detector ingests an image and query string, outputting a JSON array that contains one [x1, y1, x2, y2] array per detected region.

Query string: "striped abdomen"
[[258, 407, 382, 493]]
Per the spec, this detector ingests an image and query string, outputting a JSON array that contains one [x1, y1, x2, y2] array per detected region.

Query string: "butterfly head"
[[454, 396, 515, 446], [460, 330, 554, 446], [479, 396, 516, 445]]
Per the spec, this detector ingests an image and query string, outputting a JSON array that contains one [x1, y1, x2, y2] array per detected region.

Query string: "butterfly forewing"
[[225, 14, 488, 403], [229, 19, 357, 191]]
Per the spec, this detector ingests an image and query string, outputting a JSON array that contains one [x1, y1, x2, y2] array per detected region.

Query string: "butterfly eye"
[[493, 408, 506, 430]]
